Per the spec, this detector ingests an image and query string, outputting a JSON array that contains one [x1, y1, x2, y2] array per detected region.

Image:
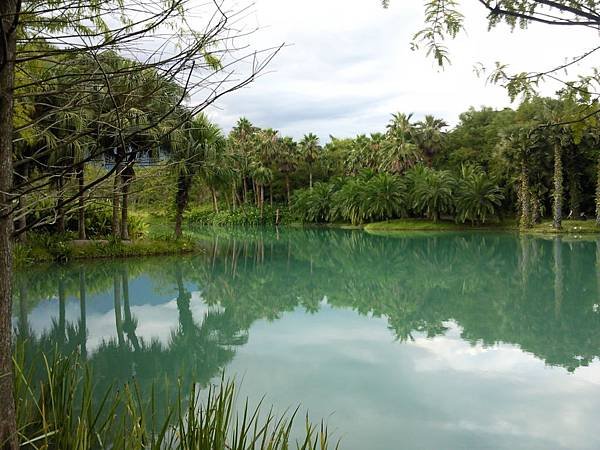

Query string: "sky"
[[202, 0, 597, 142]]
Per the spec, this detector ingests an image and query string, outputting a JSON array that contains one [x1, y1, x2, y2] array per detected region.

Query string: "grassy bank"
[[364, 218, 516, 233], [364, 218, 600, 235], [14, 234, 199, 267]]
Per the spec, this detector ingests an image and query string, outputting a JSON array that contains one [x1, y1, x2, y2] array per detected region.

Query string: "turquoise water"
[[14, 229, 600, 449]]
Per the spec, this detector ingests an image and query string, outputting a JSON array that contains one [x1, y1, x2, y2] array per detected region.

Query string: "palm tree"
[[414, 115, 448, 166], [257, 128, 279, 205], [455, 165, 504, 224], [410, 167, 455, 222], [251, 165, 273, 218], [382, 113, 420, 174], [299, 133, 321, 189], [170, 113, 224, 238], [364, 173, 407, 221], [551, 130, 564, 230], [500, 127, 537, 229], [92, 51, 184, 239], [229, 117, 258, 204], [277, 136, 298, 206]]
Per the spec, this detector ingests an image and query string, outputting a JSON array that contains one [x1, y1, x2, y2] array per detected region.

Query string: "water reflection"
[[14, 230, 600, 374], [12, 229, 600, 448]]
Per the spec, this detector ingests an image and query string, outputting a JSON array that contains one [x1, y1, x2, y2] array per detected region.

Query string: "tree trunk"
[[174, 173, 191, 239], [286, 175, 291, 206], [211, 188, 219, 213], [112, 160, 122, 237], [520, 163, 532, 229], [0, 1, 18, 446], [231, 185, 236, 211], [269, 183, 273, 206], [120, 167, 133, 240], [552, 142, 563, 230], [260, 185, 264, 219], [56, 175, 65, 233], [77, 164, 86, 240], [309, 170, 313, 190], [254, 180, 260, 207], [242, 176, 248, 204]]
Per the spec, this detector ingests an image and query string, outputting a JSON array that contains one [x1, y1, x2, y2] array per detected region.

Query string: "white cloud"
[[203, 0, 597, 141]]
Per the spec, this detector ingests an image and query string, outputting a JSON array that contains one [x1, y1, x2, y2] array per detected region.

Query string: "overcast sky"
[[203, 0, 596, 142]]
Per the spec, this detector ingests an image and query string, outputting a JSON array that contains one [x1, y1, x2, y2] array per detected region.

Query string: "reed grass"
[[12, 349, 339, 449]]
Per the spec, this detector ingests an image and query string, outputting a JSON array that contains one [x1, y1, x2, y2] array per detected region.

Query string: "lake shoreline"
[[16, 217, 600, 267], [15, 237, 200, 267]]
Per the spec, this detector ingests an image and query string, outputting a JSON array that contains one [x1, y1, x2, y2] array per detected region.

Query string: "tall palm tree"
[[229, 117, 258, 204], [277, 136, 298, 206], [170, 113, 224, 238], [299, 133, 320, 189], [414, 115, 448, 166], [251, 165, 273, 218], [257, 128, 279, 204], [382, 112, 420, 174]]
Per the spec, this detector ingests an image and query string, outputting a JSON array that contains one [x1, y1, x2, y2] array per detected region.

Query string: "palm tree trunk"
[[77, 164, 86, 240], [231, 185, 237, 211], [260, 185, 264, 218], [254, 180, 260, 207], [174, 174, 190, 239], [211, 188, 219, 213], [309, 170, 313, 190], [0, 2, 18, 443], [552, 142, 563, 230], [285, 175, 291, 206], [243, 176, 248, 204], [57, 175, 65, 233], [112, 161, 121, 237], [120, 168, 132, 240], [520, 163, 532, 229]]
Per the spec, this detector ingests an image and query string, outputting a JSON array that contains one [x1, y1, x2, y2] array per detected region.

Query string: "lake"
[[13, 229, 600, 449]]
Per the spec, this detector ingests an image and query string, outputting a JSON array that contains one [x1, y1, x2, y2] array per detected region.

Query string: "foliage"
[[13, 351, 338, 449], [409, 166, 455, 222], [291, 183, 337, 223], [186, 205, 290, 227], [455, 166, 505, 224]]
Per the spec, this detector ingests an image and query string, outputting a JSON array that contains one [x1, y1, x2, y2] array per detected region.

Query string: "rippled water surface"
[[14, 229, 600, 449]]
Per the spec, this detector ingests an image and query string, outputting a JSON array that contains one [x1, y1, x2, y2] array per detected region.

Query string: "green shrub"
[[26, 232, 73, 262], [291, 183, 337, 223], [455, 165, 504, 224], [409, 166, 455, 222]]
